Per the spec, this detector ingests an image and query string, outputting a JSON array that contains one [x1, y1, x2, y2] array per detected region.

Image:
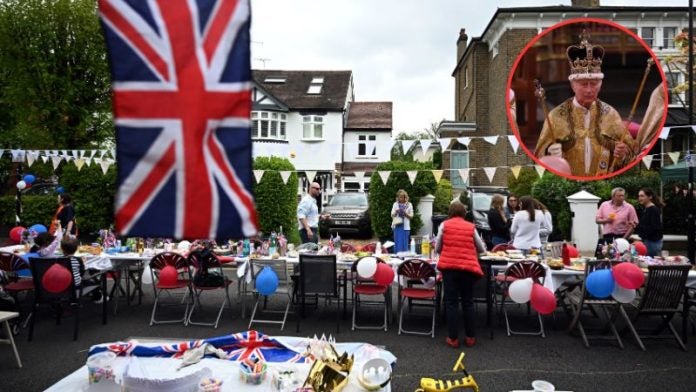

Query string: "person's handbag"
[[391, 216, 404, 228]]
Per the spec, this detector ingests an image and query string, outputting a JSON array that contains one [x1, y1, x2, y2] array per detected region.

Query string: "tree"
[[0, 0, 112, 150]]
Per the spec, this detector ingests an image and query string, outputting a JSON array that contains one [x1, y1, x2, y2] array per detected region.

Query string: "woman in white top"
[[510, 196, 548, 253], [534, 199, 553, 246]]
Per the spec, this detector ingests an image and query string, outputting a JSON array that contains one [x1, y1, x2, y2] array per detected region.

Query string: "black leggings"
[[442, 269, 478, 340]]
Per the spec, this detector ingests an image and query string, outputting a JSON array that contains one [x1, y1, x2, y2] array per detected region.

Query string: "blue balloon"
[[30, 224, 48, 234], [256, 266, 279, 296], [56, 186, 65, 194], [586, 269, 615, 298], [23, 174, 36, 184]]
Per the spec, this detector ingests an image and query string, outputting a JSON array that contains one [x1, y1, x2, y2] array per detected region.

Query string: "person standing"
[[391, 189, 414, 253], [534, 199, 554, 247], [504, 194, 520, 220], [595, 187, 638, 243], [635, 187, 664, 257], [488, 194, 510, 246], [435, 201, 486, 348], [510, 196, 547, 254], [297, 182, 323, 244], [50, 193, 77, 237]]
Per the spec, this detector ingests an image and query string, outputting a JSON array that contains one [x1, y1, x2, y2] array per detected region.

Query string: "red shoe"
[[445, 337, 459, 348], [464, 337, 476, 347]]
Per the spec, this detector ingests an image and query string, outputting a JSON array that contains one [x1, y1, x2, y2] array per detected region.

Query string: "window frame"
[[357, 134, 377, 157], [641, 27, 656, 48], [302, 115, 324, 140], [251, 110, 288, 141]]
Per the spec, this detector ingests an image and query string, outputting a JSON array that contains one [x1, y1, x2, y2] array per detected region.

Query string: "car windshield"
[[329, 193, 367, 207], [472, 193, 506, 211]]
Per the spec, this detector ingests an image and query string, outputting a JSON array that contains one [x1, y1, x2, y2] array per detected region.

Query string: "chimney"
[[457, 28, 468, 62], [571, 0, 600, 7]]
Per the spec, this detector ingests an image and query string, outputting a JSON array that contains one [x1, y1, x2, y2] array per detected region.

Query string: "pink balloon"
[[612, 262, 645, 290], [530, 283, 557, 315], [373, 263, 395, 286], [158, 265, 179, 287], [539, 155, 572, 175]]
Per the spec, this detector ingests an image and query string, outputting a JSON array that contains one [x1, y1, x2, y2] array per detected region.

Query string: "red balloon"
[[633, 241, 647, 256], [567, 245, 579, 258], [9, 226, 26, 244], [612, 262, 645, 290], [530, 283, 556, 315], [539, 155, 572, 175], [373, 263, 395, 286], [158, 265, 179, 287], [42, 264, 73, 293]]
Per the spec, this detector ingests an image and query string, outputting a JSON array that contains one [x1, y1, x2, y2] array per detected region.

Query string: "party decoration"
[[614, 238, 630, 254], [29, 224, 47, 234], [23, 174, 36, 184], [586, 269, 615, 298], [373, 263, 395, 286], [56, 186, 65, 194], [256, 266, 279, 296], [356, 257, 378, 279], [16, 180, 26, 190], [632, 241, 647, 256], [158, 265, 179, 287], [539, 155, 572, 175], [42, 264, 73, 293], [530, 283, 557, 315], [508, 278, 533, 304], [566, 245, 579, 258], [177, 240, 192, 251], [418, 352, 478, 392], [9, 226, 26, 244], [612, 262, 645, 290], [611, 285, 637, 303]]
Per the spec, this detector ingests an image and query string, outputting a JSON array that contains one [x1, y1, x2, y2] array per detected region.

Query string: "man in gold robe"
[[535, 32, 635, 177]]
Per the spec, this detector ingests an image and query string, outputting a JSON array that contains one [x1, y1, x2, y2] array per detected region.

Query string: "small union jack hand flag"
[[99, 0, 258, 239]]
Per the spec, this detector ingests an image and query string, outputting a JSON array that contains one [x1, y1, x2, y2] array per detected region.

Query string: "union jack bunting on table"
[[98, 0, 258, 239]]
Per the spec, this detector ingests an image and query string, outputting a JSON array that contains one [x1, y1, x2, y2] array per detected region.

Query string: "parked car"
[[318, 192, 372, 239], [458, 186, 509, 247]]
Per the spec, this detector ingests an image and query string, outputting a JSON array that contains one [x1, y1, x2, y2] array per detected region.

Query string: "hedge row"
[[252, 156, 300, 244]]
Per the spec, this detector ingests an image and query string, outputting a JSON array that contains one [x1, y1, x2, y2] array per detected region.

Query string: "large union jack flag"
[[99, 0, 258, 239]]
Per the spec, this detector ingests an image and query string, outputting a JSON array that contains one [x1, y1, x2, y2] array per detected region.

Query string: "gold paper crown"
[[566, 30, 605, 81]]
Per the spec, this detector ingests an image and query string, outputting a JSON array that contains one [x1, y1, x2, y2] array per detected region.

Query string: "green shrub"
[[0, 196, 14, 226], [0, 194, 55, 228], [369, 161, 437, 239], [433, 178, 452, 214], [252, 156, 300, 244], [663, 181, 691, 235], [60, 163, 116, 237], [508, 167, 538, 198]]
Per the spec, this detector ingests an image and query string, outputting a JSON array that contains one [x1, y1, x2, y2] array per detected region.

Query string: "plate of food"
[[546, 260, 564, 270], [564, 264, 585, 271]]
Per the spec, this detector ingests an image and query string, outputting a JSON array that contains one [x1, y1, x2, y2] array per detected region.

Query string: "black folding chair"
[[294, 254, 340, 333]]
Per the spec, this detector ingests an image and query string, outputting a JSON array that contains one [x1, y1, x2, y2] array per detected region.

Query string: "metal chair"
[[622, 264, 691, 351], [294, 254, 340, 333], [397, 259, 437, 337], [248, 258, 293, 331], [186, 249, 233, 328], [148, 252, 192, 326], [0, 311, 22, 368], [499, 260, 547, 337], [351, 257, 390, 331]]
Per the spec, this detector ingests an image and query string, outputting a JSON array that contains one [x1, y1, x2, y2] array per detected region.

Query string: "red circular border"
[[505, 17, 669, 182]]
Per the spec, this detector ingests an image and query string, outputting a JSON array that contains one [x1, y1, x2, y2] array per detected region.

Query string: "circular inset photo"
[[507, 18, 668, 181]]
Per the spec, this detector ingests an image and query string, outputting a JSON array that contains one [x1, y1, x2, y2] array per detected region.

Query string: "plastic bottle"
[[421, 235, 430, 258], [375, 241, 382, 256], [243, 239, 250, 257], [561, 242, 570, 266], [269, 231, 277, 256], [410, 238, 416, 254]]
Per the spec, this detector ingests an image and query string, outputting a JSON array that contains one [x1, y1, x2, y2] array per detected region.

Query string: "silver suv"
[[318, 192, 372, 238]]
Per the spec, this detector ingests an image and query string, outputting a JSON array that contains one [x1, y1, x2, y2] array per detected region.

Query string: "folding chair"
[[0, 311, 22, 368], [499, 260, 547, 337], [148, 252, 192, 326], [351, 257, 390, 331], [397, 259, 437, 337], [294, 254, 340, 333], [187, 249, 233, 328], [248, 258, 293, 331], [547, 241, 564, 258], [622, 264, 691, 351]]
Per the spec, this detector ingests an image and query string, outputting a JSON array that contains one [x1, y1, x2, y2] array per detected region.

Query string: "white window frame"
[[302, 115, 324, 140], [307, 76, 324, 94], [358, 134, 377, 157], [640, 27, 656, 48], [662, 27, 677, 49], [665, 70, 685, 107], [450, 150, 470, 187], [251, 111, 287, 140]]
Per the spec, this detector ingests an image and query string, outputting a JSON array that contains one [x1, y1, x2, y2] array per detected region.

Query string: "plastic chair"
[[148, 252, 192, 326], [248, 258, 293, 331], [294, 254, 340, 333], [186, 249, 233, 328], [499, 260, 547, 337], [351, 257, 390, 331], [397, 259, 437, 337]]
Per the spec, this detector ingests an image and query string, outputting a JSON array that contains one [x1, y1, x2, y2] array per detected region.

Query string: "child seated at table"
[[60, 236, 105, 303], [19, 223, 64, 277]]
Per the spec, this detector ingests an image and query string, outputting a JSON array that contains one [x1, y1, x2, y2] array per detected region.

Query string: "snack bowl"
[[239, 361, 267, 385], [87, 351, 116, 384]]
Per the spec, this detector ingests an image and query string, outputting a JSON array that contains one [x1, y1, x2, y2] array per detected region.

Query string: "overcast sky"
[[250, 0, 688, 134]]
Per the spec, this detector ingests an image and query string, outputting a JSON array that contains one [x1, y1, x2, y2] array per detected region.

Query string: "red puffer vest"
[[437, 217, 483, 277]]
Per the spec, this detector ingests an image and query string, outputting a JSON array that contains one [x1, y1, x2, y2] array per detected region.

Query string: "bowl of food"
[[547, 260, 564, 270]]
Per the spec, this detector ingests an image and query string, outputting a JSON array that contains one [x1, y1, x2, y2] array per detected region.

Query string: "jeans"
[[299, 227, 319, 244], [644, 239, 663, 257], [442, 269, 478, 340], [491, 235, 508, 246]]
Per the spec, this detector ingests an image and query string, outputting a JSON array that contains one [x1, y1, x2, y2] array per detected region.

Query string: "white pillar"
[[567, 190, 601, 255], [417, 194, 435, 236]]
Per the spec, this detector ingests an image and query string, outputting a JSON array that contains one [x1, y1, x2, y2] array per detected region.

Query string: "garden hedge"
[[252, 156, 300, 244], [433, 178, 453, 214]]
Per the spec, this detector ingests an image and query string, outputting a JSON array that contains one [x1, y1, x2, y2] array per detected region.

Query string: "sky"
[[250, 0, 689, 134]]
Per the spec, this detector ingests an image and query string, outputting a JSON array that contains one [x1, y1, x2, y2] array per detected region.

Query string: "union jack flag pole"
[[99, 0, 258, 239]]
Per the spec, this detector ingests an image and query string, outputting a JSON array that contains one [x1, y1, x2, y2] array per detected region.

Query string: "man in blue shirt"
[[297, 182, 323, 243]]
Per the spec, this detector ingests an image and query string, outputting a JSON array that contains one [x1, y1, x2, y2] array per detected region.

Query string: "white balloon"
[[508, 277, 533, 304], [141, 265, 154, 285], [177, 240, 191, 251], [611, 285, 636, 303], [356, 256, 378, 278], [16, 180, 26, 190], [614, 238, 630, 254]]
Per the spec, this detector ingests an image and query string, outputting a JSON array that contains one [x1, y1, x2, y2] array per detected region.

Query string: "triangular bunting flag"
[[11, 149, 24, 162], [401, 140, 415, 154], [0, 149, 4, 159], [406, 170, 418, 185], [431, 170, 444, 183], [456, 137, 471, 146], [61, 150, 69, 158], [253, 170, 265, 183], [659, 127, 670, 140], [99, 159, 112, 174], [51, 156, 62, 170], [507, 135, 520, 153], [89, 150, 97, 159], [483, 136, 499, 145], [510, 165, 522, 179], [534, 164, 546, 178], [85, 157, 93, 167], [692, 125, 696, 134], [71, 150, 79, 159], [642, 154, 653, 169], [41, 155, 49, 164], [279, 171, 292, 185], [419, 139, 431, 154], [74, 158, 86, 171], [353, 171, 365, 179], [110, 149, 116, 159], [668, 151, 680, 164], [483, 167, 497, 183], [438, 138, 452, 151], [305, 170, 317, 183], [457, 168, 470, 184], [378, 171, 391, 185], [26, 151, 37, 167], [100, 149, 107, 158]]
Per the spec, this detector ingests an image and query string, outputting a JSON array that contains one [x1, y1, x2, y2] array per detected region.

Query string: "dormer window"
[[307, 76, 324, 94], [264, 76, 286, 83]]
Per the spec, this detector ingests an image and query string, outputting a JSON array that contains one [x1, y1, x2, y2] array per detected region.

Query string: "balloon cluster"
[[507, 278, 557, 314], [8, 224, 47, 244], [16, 173, 36, 191], [585, 262, 644, 302], [355, 257, 395, 286]]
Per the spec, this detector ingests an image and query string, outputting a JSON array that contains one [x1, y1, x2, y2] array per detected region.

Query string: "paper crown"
[[566, 30, 604, 81]]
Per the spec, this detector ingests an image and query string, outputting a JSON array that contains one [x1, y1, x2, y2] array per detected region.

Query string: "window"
[[264, 77, 286, 83], [303, 115, 324, 139], [450, 150, 470, 187], [307, 76, 324, 94], [463, 66, 469, 89], [358, 135, 377, 156], [251, 111, 287, 140], [641, 27, 655, 48], [663, 27, 677, 49], [665, 71, 684, 105]]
